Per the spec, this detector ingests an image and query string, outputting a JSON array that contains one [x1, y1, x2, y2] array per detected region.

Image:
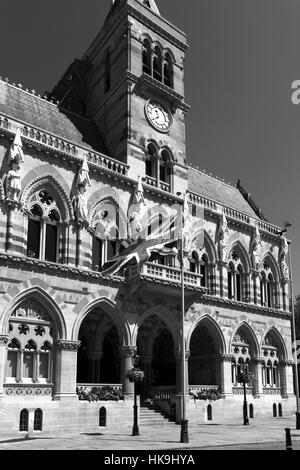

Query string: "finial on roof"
[[31, 89, 36, 95], [137, 0, 160, 15], [17, 83, 23, 89]]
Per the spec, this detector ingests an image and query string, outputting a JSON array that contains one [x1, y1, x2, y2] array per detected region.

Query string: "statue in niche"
[[73, 156, 91, 224], [5, 128, 24, 203], [279, 236, 289, 279], [95, 209, 118, 240], [250, 225, 261, 271], [5, 161, 22, 203], [9, 128, 24, 165], [76, 155, 91, 189], [72, 183, 88, 224], [216, 211, 229, 262], [128, 176, 146, 241]]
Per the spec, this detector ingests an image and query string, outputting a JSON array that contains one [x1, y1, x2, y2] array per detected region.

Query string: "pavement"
[[0, 416, 300, 451]]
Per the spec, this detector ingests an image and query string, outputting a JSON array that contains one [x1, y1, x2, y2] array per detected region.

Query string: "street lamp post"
[[178, 198, 189, 444], [237, 366, 250, 425], [127, 354, 144, 437]]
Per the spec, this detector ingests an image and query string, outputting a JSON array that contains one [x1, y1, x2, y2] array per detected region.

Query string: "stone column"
[[253, 357, 264, 397], [217, 354, 234, 396], [53, 339, 81, 401], [141, 355, 153, 390], [120, 346, 136, 396], [280, 360, 294, 397], [218, 261, 228, 298], [86, 351, 103, 383], [94, 352, 103, 383], [174, 350, 189, 394], [0, 335, 9, 398], [281, 280, 289, 312], [252, 271, 260, 305]]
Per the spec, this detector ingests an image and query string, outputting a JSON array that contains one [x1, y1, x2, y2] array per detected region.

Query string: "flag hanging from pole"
[[101, 213, 179, 276]]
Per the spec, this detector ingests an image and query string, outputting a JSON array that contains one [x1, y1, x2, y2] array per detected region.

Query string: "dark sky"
[[1, 0, 300, 293]]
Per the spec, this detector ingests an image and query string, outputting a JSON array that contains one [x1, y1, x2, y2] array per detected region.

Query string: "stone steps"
[[139, 403, 178, 427]]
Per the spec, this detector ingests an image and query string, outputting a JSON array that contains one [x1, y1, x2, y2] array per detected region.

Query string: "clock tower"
[[52, 0, 190, 194]]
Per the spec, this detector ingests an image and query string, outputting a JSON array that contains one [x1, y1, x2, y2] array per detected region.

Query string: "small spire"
[[138, 0, 160, 15]]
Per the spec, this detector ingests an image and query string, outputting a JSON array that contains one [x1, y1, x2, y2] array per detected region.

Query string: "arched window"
[[145, 145, 173, 192], [145, 143, 157, 180], [278, 403, 283, 417], [99, 407, 107, 427], [34, 409, 43, 431], [163, 53, 173, 89], [231, 329, 253, 388], [19, 409, 29, 432], [6, 338, 20, 380], [39, 342, 52, 381], [207, 404, 212, 421], [92, 205, 120, 271], [104, 51, 111, 92], [142, 40, 152, 76], [249, 404, 254, 419], [189, 252, 208, 288], [92, 237, 104, 272], [262, 332, 280, 389], [159, 149, 172, 190], [153, 46, 162, 82], [27, 190, 62, 263], [200, 254, 209, 288], [227, 251, 246, 302], [23, 340, 37, 379], [6, 299, 54, 386], [260, 261, 278, 308], [273, 403, 277, 417]]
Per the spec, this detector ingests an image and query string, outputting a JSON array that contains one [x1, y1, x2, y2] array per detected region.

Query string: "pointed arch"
[[21, 171, 73, 222], [133, 305, 180, 350], [260, 251, 281, 280], [72, 297, 130, 347], [227, 240, 251, 272], [88, 193, 127, 239], [186, 314, 226, 353], [0, 283, 67, 339], [261, 327, 288, 360], [204, 231, 217, 265], [230, 321, 259, 357]]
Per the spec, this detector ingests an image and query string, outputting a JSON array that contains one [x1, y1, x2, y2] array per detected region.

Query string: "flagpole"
[[180, 200, 189, 443], [287, 241, 300, 429]]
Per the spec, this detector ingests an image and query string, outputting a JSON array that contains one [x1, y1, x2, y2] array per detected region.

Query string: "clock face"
[[145, 101, 172, 132]]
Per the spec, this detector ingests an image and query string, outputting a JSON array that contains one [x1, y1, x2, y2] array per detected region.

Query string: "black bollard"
[[285, 428, 293, 451]]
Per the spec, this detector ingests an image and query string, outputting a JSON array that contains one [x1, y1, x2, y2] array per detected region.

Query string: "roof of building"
[[188, 165, 264, 219], [0, 80, 108, 153]]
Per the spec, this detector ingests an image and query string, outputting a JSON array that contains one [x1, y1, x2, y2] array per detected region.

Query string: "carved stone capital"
[[280, 360, 294, 367], [217, 354, 234, 363], [119, 345, 137, 358], [55, 340, 81, 351], [174, 350, 190, 360], [0, 335, 9, 346], [253, 357, 265, 365]]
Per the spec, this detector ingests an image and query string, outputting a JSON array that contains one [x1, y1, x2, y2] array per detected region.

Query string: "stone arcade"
[[0, 0, 296, 436]]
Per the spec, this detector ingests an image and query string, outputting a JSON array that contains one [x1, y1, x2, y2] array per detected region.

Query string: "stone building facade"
[[0, 0, 295, 436]]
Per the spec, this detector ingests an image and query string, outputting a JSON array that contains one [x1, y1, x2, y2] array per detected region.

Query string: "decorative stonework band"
[[4, 383, 53, 397], [55, 340, 81, 351], [119, 345, 137, 357]]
